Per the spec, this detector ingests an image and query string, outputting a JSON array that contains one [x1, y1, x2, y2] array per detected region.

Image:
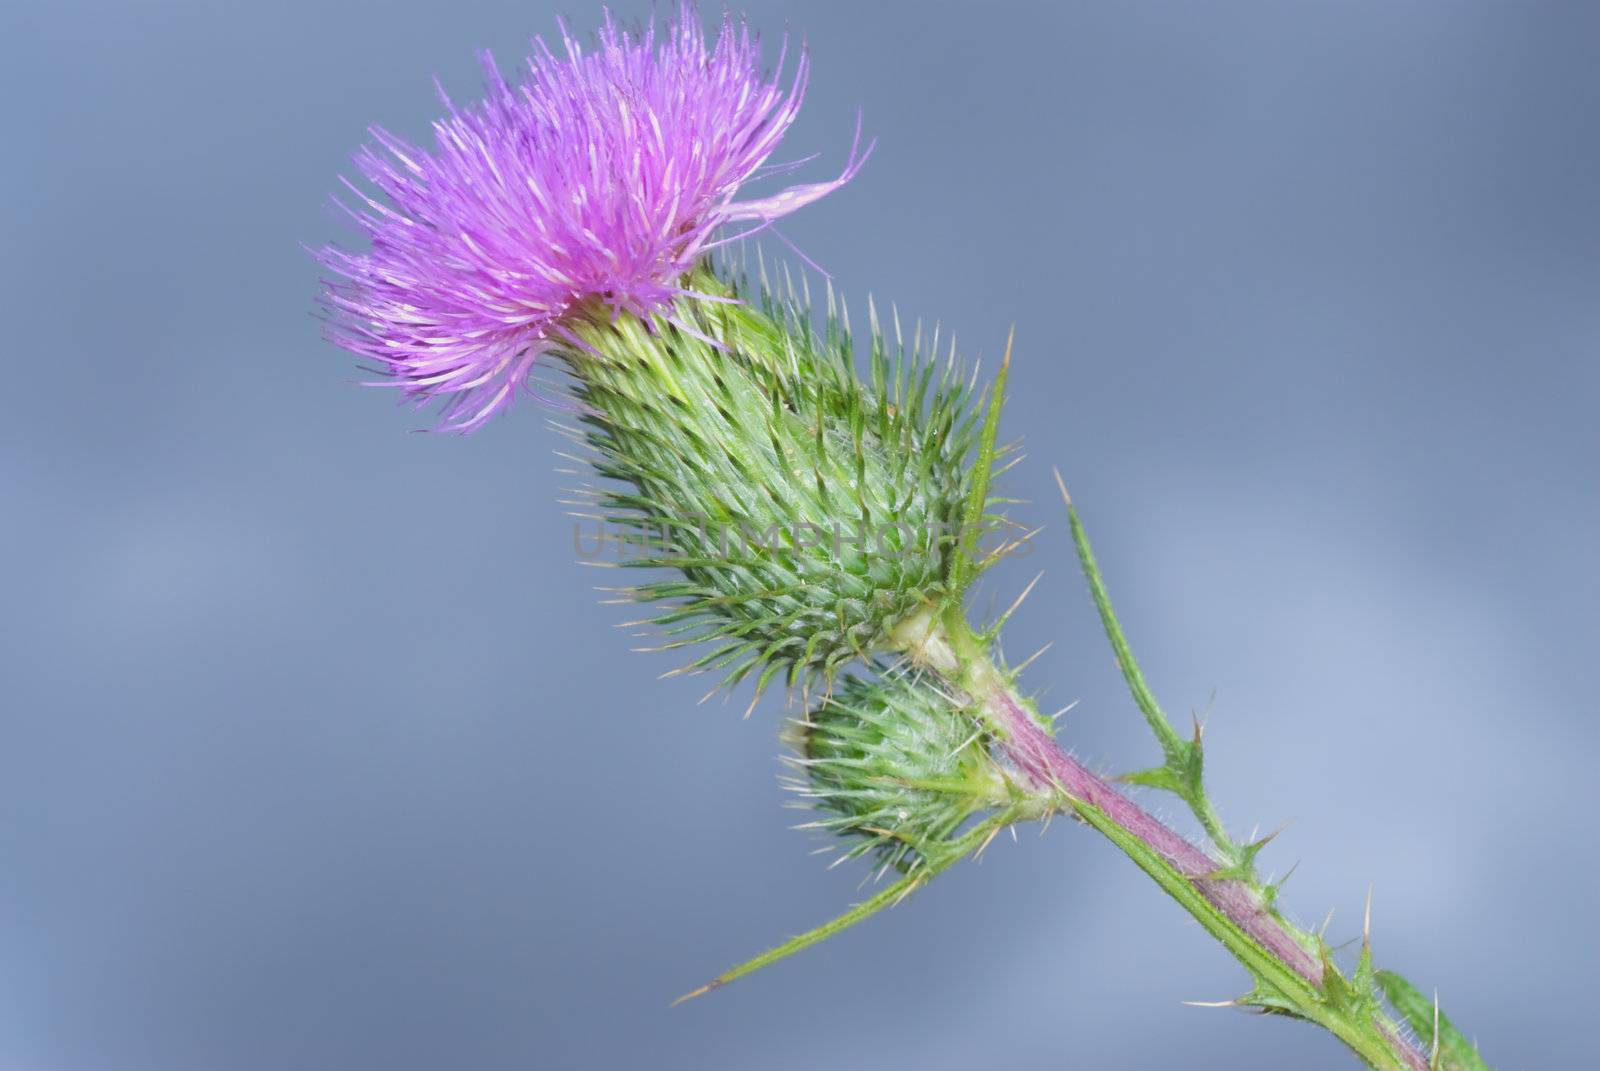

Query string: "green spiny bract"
[[784, 670, 1005, 874], [559, 264, 991, 695]]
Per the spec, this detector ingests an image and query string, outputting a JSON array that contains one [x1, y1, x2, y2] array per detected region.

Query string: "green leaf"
[[673, 868, 928, 1005], [1376, 970, 1493, 1071], [675, 805, 1026, 1003], [1056, 476, 1239, 859], [1118, 765, 1185, 794]]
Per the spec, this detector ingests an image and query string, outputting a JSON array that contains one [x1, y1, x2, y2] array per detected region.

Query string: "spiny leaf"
[[1055, 473, 1239, 858], [1319, 942, 1370, 1016], [1238, 980, 1312, 1020], [1118, 764, 1186, 794], [1354, 887, 1376, 997], [1376, 970, 1492, 1071], [673, 869, 929, 1005], [675, 805, 1028, 1003], [946, 327, 1011, 599]]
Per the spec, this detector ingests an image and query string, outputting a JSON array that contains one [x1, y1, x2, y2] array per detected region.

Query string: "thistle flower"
[[316, 4, 865, 431]]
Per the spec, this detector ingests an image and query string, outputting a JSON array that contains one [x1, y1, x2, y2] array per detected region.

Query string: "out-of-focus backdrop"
[[4, 2, 1596, 1068]]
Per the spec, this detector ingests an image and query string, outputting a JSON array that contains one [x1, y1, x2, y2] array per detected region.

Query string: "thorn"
[[1317, 908, 1336, 938], [1051, 466, 1072, 508], [1363, 884, 1373, 950], [995, 571, 1046, 630], [1182, 999, 1239, 1009], [890, 873, 926, 907], [1250, 822, 1290, 852], [1047, 699, 1080, 724], [1431, 991, 1442, 1069], [671, 978, 722, 1006], [1012, 641, 1053, 676], [978, 525, 1045, 568], [1001, 325, 1014, 373]]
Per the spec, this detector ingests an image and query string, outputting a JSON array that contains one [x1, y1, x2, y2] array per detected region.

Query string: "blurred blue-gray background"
[[4, 2, 1596, 1068]]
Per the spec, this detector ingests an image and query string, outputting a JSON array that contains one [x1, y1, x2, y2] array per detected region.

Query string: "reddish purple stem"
[[980, 682, 1432, 1071]]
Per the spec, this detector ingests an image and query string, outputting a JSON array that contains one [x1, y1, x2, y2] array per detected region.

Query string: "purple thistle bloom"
[[316, 5, 867, 432]]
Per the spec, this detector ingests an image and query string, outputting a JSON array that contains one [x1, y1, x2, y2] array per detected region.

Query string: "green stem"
[[891, 606, 1428, 1071]]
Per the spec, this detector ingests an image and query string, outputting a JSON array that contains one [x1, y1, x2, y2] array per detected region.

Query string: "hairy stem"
[[890, 606, 1429, 1071]]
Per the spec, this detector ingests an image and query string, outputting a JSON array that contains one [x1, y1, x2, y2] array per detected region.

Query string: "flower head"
[[316, 5, 866, 431]]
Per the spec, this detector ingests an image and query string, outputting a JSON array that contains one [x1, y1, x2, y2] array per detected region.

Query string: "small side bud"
[[786, 671, 1005, 873]]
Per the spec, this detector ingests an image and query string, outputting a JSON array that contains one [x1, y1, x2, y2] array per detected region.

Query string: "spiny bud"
[[561, 266, 986, 695], [783, 670, 1005, 873]]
